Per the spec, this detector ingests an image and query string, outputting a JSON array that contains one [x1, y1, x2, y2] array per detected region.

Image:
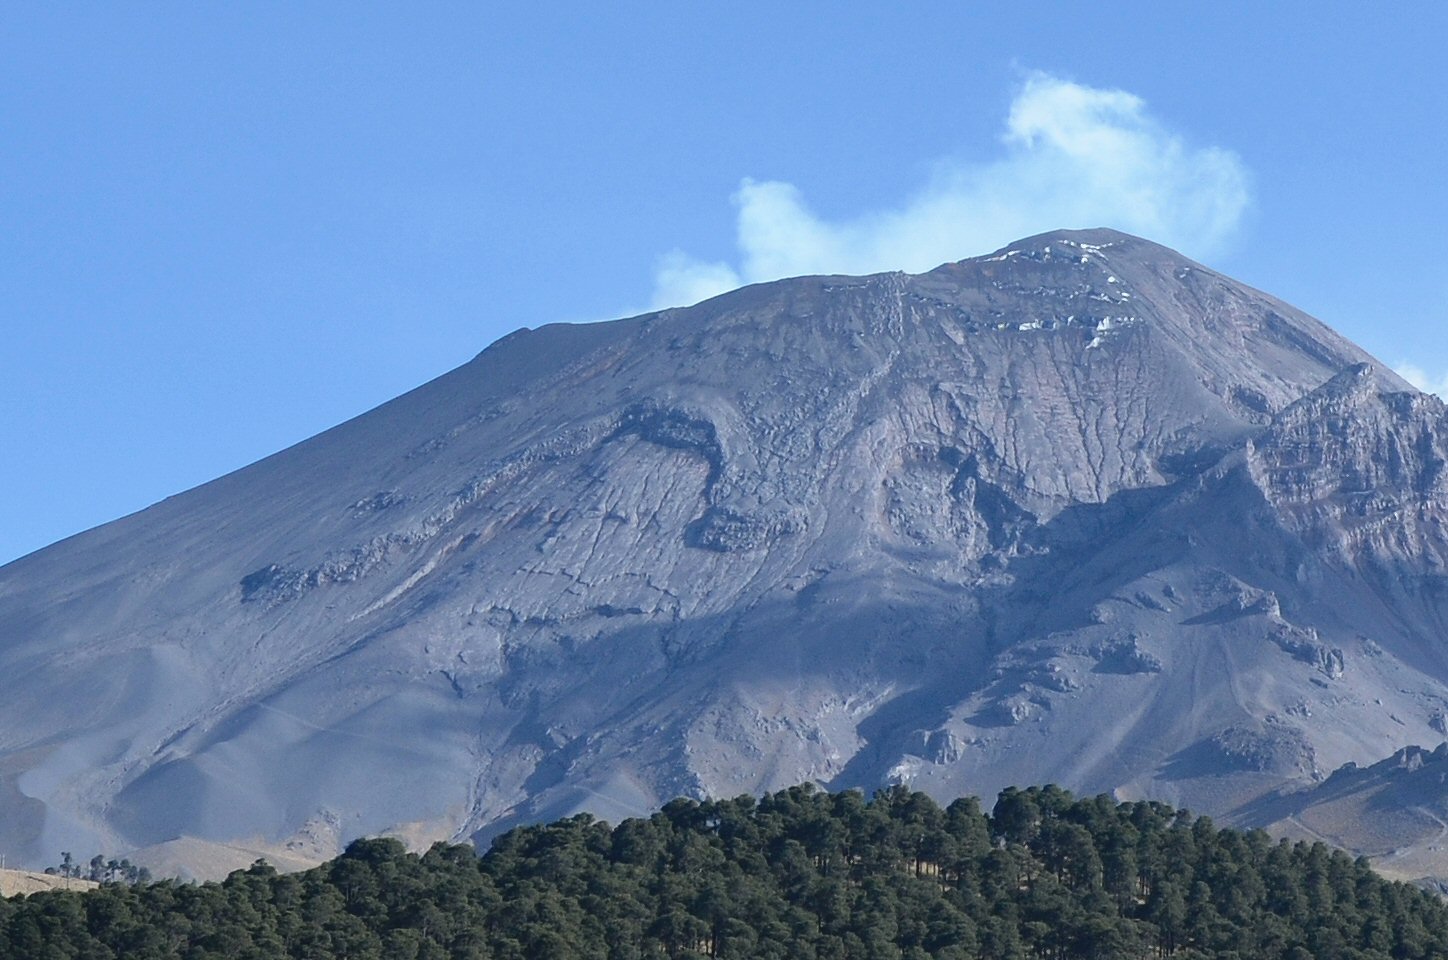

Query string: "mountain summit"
[[2, 229, 1445, 877]]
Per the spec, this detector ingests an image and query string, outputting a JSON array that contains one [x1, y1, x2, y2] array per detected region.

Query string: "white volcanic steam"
[[653, 72, 1251, 309]]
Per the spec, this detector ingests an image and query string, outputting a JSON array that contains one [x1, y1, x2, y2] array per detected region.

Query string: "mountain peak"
[[981, 225, 1148, 255]]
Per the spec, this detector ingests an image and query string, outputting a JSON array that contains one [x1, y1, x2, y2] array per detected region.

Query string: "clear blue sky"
[[3, 3, 1446, 566]]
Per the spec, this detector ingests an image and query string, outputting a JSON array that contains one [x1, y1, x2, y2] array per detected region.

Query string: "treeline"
[[45, 852, 151, 885], [3, 783, 1448, 959]]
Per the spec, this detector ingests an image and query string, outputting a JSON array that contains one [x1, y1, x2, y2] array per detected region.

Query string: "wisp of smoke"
[[1395, 363, 1448, 400], [652, 72, 1251, 309]]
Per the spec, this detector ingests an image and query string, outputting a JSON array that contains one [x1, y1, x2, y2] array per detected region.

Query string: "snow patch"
[[981, 249, 1023, 263]]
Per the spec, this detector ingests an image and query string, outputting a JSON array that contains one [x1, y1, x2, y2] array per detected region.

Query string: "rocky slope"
[[2, 228, 1446, 877], [1238, 743, 1448, 885]]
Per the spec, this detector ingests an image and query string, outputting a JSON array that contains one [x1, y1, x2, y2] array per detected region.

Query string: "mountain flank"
[[1, 228, 1445, 879]]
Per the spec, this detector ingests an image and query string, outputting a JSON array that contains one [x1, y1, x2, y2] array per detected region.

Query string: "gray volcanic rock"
[[1238, 743, 1448, 884], [2, 227, 1446, 876]]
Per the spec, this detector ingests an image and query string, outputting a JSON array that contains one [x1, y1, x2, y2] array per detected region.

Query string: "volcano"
[[3, 228, 1446, 878]]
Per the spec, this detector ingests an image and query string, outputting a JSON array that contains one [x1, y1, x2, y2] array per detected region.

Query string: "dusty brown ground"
[[0, 868, 97, 897]]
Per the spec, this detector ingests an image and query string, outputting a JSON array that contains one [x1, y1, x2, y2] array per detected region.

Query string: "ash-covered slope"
[[1238, 742, 1448, 884], [2, 228, 1446, 877]]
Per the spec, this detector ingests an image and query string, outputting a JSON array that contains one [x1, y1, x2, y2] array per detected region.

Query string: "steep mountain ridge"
[[2, 228, 1444, 877]]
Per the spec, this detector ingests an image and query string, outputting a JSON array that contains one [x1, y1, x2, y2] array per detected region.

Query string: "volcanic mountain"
[[3, 228, 1447, 878]]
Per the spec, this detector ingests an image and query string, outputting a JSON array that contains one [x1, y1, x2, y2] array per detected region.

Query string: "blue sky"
[[3, 3, 1446, 566]]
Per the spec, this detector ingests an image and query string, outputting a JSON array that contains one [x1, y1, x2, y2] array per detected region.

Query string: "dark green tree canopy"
[[3, 783, 1445, 959]]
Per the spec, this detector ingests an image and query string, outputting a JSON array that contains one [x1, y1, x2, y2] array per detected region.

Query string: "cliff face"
[[2, 228, 1445, 875]]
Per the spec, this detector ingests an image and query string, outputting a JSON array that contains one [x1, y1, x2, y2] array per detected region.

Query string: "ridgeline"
[[3, 784, 1446, 959]]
